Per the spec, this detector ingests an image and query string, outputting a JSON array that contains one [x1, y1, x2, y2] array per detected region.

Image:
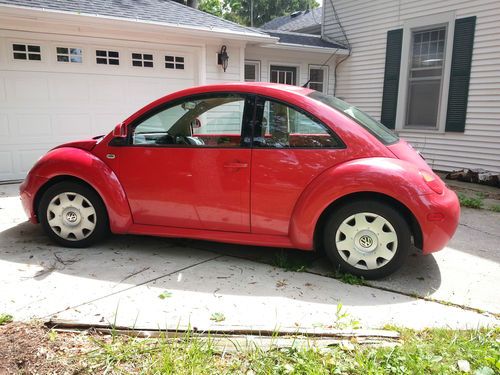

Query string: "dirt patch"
[[0, 322, 92, 374]]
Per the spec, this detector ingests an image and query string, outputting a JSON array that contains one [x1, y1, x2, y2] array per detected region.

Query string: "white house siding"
[[323, 0, 500, 172], [245, 46, 337, 96]]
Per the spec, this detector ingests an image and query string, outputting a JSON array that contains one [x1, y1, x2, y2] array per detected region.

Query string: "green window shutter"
[[445, 16, 476, 132], [380, 29, 403, 129]]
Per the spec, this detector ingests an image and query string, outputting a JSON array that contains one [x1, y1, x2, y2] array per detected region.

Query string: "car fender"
[[288, 157, 431, 249], [30, 147, 132, 233]]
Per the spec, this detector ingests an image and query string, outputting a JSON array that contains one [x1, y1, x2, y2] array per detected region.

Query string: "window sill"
[[396, 127, 445, 135]]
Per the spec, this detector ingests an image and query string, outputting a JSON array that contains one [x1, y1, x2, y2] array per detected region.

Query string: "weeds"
[[272, 251, 309, 272], [334, 302, 361, 329], [210, 312, 225, 322], [330, 269, 365, 285], [458, 193, 484, 209], [0, 313, 13, 325], [489, 204, 500, 213], [81, 327, 499, 374]]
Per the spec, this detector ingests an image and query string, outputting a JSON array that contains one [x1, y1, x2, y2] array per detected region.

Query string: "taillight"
[[420, 170, 444, 194]]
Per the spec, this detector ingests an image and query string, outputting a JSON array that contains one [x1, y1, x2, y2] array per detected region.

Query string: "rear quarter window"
[[308, 91, 399, 145]]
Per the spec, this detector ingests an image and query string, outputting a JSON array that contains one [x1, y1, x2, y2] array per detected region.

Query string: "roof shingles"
[[265, 30, 345, 50], [260, 8, 322, 32], [0, 0, 265, 35]]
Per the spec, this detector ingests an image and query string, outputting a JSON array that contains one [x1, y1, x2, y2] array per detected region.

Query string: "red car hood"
[[387, 139, 431, 171], [52, 138, 98, 152]]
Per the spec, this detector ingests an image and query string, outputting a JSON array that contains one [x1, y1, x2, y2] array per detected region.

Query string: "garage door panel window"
[[253, 98, 342, 148], [13, 44, 41, 61], [132, 53, 154, 67], [56, 47, 82, 63], [96, 50, 120, 65], [132, 94, 246, 147], [165, 55, 184, 69]]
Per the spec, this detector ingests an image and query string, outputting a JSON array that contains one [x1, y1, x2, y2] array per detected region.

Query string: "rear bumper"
[[418, 186, 460, 254], [19, 173, 48, 224]]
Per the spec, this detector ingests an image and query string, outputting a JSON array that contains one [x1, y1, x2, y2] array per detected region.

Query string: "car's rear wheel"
[[323, 200, 411, 279], [39, 181, 109, 247]]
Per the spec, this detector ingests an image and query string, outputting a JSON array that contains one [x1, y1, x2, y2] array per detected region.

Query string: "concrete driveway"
[[1, 183, 498, 331]]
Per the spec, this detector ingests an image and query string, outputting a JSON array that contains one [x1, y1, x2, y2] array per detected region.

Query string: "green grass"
[[458, 193, 484, 209], [0, 313, 13, 325], [83, 327, 499, 374]]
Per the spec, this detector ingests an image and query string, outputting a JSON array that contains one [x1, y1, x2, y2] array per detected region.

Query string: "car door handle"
[[224, 162, 248, 169]]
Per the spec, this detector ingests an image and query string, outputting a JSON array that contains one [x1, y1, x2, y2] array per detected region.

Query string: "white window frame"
[[244, 60, 261, 82], [268, 62, 300, 86], [165, 54, 185, 70], [56, 46, 83, 64], [95, 48, 120, 66], [308, 64, 329, 93], [131, 52, 154, 68], [11, 42, 43, 62], [395, 12, 455, 133]]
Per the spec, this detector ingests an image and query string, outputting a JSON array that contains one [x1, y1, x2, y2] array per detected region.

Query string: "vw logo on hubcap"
[[66, 211, 78, 223], [359, 235, 373, 248]]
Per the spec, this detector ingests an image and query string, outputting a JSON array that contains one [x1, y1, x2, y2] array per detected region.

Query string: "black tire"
[[38, 181, 109, 248], [323, 200, 411, 279]]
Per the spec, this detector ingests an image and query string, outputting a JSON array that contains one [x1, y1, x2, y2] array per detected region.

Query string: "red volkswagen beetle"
[[20, 83, 459, 278]]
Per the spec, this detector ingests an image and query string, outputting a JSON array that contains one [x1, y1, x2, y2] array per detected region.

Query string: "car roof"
[[178, 82, 314, 96], [123, 82, 316, 125]]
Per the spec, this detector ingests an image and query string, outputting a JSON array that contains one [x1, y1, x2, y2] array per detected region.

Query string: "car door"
[[115, 93, 253, 232], [250, 96, 345, 235]]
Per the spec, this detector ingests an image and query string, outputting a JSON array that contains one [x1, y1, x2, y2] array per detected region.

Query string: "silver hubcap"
[[47, 192, 97, 241], [335, 212, 398, 270]]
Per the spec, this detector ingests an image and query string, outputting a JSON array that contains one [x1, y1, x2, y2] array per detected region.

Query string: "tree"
[[198, 0, 319, 27]]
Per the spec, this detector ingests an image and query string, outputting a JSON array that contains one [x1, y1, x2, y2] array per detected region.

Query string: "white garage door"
[[0, 31, 199, 181]]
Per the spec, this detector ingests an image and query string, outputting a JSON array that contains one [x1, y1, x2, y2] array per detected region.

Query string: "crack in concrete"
[[44, 254, 224, 319], [205, 250, 499, 318], [458, 222, 500, 238]]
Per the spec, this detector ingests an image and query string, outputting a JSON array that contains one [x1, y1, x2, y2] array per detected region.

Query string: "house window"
[[244, 61, 260, 82], [308, 66, 328, 93], [56, 47, 82, 63], [13, 44, 41, 61], [96, 50, 119, 65], [165, 55, 184, 69], [406, 27, 446, 128], [270, 65, 297, 85], [132, 53, 153, 67]]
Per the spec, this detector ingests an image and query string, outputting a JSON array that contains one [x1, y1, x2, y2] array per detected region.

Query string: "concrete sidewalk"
[[0, 183, 498, 331]]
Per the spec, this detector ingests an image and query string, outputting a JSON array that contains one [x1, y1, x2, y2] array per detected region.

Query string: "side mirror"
[[112, 122, 127, 137], [109, 122, 128, 146]]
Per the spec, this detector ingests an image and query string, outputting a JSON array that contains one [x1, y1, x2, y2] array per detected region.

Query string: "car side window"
[[132, 94, 247, 147], [253, 98, 342, 148]]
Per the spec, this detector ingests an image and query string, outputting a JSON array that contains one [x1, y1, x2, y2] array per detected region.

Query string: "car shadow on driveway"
[[0, 220, 442, 306]]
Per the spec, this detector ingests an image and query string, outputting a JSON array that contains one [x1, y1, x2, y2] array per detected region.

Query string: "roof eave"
[[0, 3, 278, 43], [258, 42, 348, 54]]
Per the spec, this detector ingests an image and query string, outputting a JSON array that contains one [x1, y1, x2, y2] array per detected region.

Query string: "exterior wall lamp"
[[217, 45, 229, 72]]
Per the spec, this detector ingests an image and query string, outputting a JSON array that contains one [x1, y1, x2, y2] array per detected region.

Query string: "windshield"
[[308, 91, 399, 145]]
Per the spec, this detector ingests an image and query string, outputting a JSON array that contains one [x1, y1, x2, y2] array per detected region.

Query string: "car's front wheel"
[[323, 200, 411, 279], [39, 181, 109, 247]]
